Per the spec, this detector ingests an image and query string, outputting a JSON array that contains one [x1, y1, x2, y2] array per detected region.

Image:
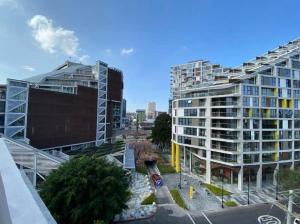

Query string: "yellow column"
[[171, 142, 175, 167], [189, 186, 193, 199], [175, 144, 181, 173], [249, 108, 253, 117]]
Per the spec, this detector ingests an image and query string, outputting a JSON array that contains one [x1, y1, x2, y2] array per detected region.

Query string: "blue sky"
[[0, 0, 300, 112]]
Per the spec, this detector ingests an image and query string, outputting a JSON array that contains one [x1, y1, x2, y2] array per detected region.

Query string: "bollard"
[[189, 186, 193, 199]]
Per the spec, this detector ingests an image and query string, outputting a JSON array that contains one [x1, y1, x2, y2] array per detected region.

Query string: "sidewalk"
[[162, 173, 221, 211]]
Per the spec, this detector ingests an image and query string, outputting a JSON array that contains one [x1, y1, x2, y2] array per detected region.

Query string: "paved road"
[[123, 204, 194, 224], [124, 203, 296, 224], [155, 186, 174, 204], [192, 203, 291, 224]]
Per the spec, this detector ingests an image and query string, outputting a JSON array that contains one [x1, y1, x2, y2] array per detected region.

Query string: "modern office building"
[[0, 60, 123, 151], [171, 38, 300, 191], [147, 101, 156, 119], [136, 109, 146, 123]]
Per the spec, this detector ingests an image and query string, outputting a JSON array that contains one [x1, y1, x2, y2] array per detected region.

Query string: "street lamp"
[[178, 168, 182, 189], [220, 168, 224, 208], [275, 167, 279, 200], [247, 167, 250, 205]]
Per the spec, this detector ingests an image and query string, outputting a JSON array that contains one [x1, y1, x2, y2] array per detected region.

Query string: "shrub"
[[224, 201, 238, 207], [157, 164, 176, 174], [39, 156, 130, 224], [136, 165, 148, 174], [204, 184, 231, 196], [170, 189, 188, 209], [141, 193, 156, 205]]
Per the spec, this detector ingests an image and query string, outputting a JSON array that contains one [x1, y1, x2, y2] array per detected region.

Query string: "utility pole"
[[247, 167, 250, 205], [287, 190, 294, 224], [221, 168, 224, 208], [275, 167, 279, 200]]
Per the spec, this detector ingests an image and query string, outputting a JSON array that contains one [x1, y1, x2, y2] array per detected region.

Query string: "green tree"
[[278, 168, 300, 191], [39, 156, 130, 224], [151, 113, 171, 151]]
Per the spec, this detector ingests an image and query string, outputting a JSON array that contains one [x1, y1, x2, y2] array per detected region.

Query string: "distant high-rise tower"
[[147, 101, 156, 119]]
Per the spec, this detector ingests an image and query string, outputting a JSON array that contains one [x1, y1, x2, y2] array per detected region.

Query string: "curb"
[[113, 205, 158, 223]]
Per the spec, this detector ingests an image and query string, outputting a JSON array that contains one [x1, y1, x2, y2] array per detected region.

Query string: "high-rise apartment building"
[[147, 101, 156, 119], [171, 38, 300, 191], [136, 109, 146, 123], [0, 60, 123, 151]]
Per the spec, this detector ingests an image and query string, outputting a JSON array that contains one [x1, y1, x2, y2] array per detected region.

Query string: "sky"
[[0, 0, 300, 112]]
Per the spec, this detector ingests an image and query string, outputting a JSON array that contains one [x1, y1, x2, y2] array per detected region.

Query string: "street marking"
[[186, 212, 196, 224], [258, 215, 281, 224], [201, 211, 213, 224]]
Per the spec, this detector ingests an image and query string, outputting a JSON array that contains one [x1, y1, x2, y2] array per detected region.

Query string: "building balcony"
[[211, 112, 238, 117], [211, 155, 238, 163]]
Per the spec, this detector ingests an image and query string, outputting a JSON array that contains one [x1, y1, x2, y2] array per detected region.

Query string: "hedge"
[[170, 189, 188, 209], [204, 184, 231, 196], [141, 193, 156, 205], [224, 201, 238, 207]]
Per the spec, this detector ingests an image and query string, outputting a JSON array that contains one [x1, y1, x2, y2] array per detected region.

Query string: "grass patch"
[[224, 201, 238, 207], [141, 193, 156, 205], [136, 165, 148, 174], [170, 189, 188, 209], [157, 164, 176, 174], [204, 184, 231, 196]]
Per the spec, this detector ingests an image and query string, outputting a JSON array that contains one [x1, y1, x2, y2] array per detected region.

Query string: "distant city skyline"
[[1, 0, 300, 111]]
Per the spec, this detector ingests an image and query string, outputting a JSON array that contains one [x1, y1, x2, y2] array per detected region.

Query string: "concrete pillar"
[[183, 146, 186, 168], [287, 190, 294, 224], [171, 142, 175, 167], [273, 164, 279, 186], [175, 144, 180, 173], [189, 150, 192, 172], [206, 160, 211, 184], [230, 169, 233, 185], [256, 165, 262, 189], [238, 167, 243, 191]]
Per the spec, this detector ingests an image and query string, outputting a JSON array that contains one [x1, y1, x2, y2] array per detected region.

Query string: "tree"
[[151, 113, 172, 151], [278, 168, 300, 191], [39, 156, 130, 224]]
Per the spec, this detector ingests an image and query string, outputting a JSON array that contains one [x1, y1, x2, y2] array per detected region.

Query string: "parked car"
[[151, 174, 163, 187]]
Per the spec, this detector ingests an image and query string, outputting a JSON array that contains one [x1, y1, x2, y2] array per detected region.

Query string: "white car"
[[294, 218, 300, 224]]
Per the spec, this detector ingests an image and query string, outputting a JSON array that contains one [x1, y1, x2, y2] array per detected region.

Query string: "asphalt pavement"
[[124, 203, 296, 224]]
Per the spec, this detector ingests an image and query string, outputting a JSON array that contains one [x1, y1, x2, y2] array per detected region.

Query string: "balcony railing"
[[211, 133, 239, 140], [211, 112, 238, 117], [211, 155, 238, 163], [211, 123, 237, 129], [211, 101, 238, 107]]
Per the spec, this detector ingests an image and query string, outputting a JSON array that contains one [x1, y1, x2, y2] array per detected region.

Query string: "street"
[[124, 203, 295, 224]]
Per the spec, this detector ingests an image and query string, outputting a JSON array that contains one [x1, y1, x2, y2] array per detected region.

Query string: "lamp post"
[[247, 167, 250, 205], [178, 168, 182, 189], [220, 168, 224, 208], [275, 167, 279, 200]]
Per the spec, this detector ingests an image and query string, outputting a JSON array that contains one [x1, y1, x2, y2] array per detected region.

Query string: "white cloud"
[[120, 48, 134, 56], [0, 0, 23, 12], [28, 15, 88, 62], [22, 65, 35, 72], [78, 54, 89, 63], [104, 48, 112, 56]]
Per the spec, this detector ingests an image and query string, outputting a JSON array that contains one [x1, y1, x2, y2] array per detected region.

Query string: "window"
[[184, 109, 197, 116], [261, 76, 276, 86], [178, 118, 192, 126], [184, 127, 197, 136], [292, 60, 300, 69], [179, 100, 192, 107], [261, 97, 277, 107], [178, 135, 191, 144], [243, 97, 250, 106], [243, 85, 259, 96], [262, 88, 275, 96], [277, 68, 291, 77], [198, 129, 205, 137], [294, 80, 300, 89]]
